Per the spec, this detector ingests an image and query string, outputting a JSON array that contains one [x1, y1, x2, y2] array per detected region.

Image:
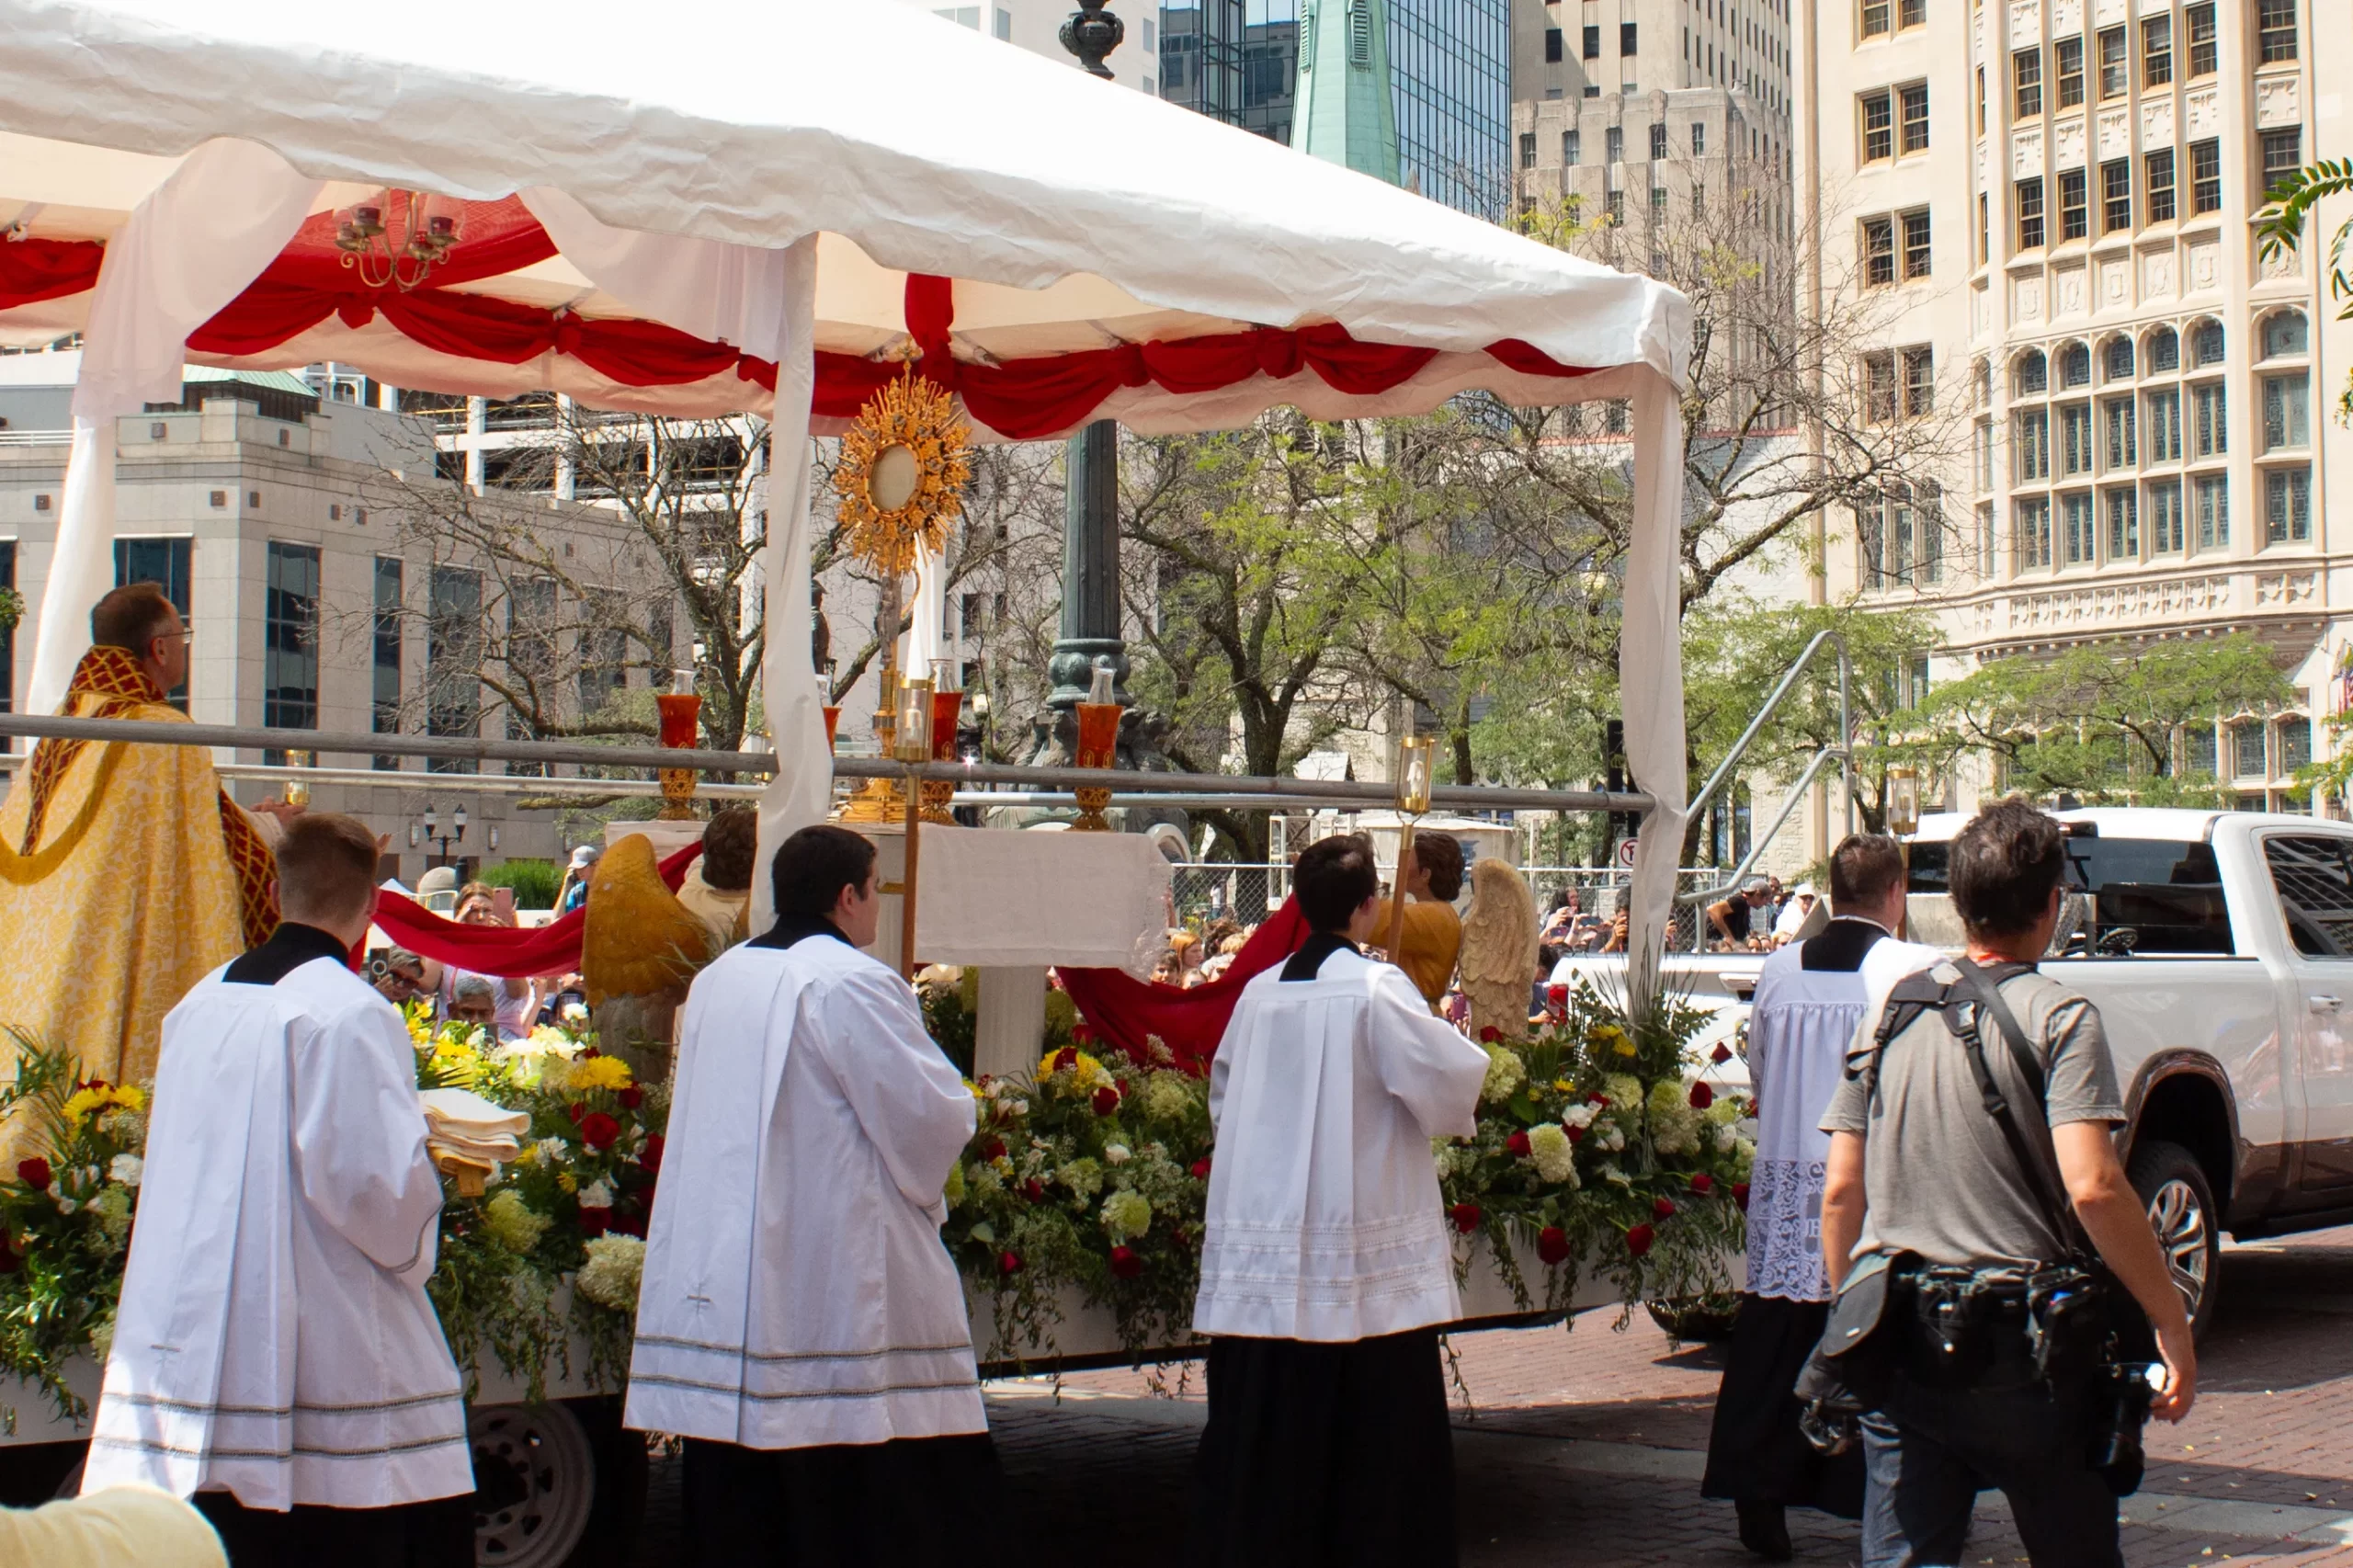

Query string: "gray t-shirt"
[[1820, 967, 2126, 1269]]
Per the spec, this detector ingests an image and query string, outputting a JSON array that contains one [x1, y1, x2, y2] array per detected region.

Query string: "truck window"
[[1909, 836, 2234, 955], [2263, 835, 2353, 959]]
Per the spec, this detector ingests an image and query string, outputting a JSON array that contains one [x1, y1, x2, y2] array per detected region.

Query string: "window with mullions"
[[2060, 403, 2095, 475], [113, 537, 191, 709], [2262, 310, 2309, 359], [1861, 0, 1890, 37], [263, 541, 320, 732], [2016, 406, 2052, 480], [2061, 342, 2092, 389], [2142, 15, 2171, 86], [2016, 496, 2054, 569], [2056, 36, 2085, 108], [2187, 3, 2215, 76], [2282, 717, 2313, 775], [2149, 479, 2185, 553], [2105, 486, 2139, 558], [1563, 129, 1581, 164], [2185, 722, 2219, 777], [2146, 149, 2176, 222], [2014, 49, 2042, 119], [2145, 389, 2182, 461], [2192, 381, 2227, 457], [1649, 121, 1667, 161], [1861, 89, 1893, 162], [2062, 491, 2097, 564], [2097, 27, 2127, 99], [1900, 84, 1928, 153], [2104, 396, 2137, 467], [427, 564, 483, 769], [2017, 177, 2046, 248], [1902, 210, 1931, 278], [2101, 160, 2131, 233], [2149, 326, 2180, 372], [2263, 374, 2311, 450], [2262, 129, 2303, 191], [2266, 468, 2312, 543], [1606, 124, 1624, 162], [1520, 132, 1537, 169], [2194, 473, 2229, 551], [2059, 168, 2089, 239], [2190, 140, 2222, 213], [2236, 721, 2271, 780], [2018, 349, 2049, 395], [1862, 216, 1896, 285], [2258, 0, 2298, 64], [2106, 335, 2134, 381], [2193, 320, 2226, 368]]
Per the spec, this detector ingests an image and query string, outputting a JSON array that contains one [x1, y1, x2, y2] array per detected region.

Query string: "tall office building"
[[1802, 0, 2352, 813], [1510, 0, 1796, 269]]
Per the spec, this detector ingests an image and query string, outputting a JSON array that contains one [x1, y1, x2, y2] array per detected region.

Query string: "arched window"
[[2104, 335, 2134, 381], [2279, 715, 2313, 775], [2059, 341, 2092, 388], [2261, 309, 2309, 360], [2016, 349, 2049, 395], [2191, 319, 2225, 368], [2147, 325, 2180, 373]]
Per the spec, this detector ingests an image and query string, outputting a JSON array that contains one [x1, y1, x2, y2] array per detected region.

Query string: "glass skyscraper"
[[1160, 0, 1506, 220]]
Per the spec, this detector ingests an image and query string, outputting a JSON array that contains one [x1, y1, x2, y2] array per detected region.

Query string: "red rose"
[[1072, 1022, 1096, 1047], [999, 1250, 1024, 1276], [1092, 1085, 1121, 1117], [1189, 1158, 1212, 1180], [1653, 1196, 1677, 1220], [1688, 1082, 1713, 1110], [579, 1111, 621, 1152], [1478, 1025, 1501, 1043], [1624, 1222, 1654, 1257], [1546, 983, 1568, 1006], [1566, 1125, 1585, 1144], [1537, 1225, 1571, 1266], [1506, 1131, 1532, 1157], [640, 1134, 665, 1174], [1710, 1042, 1733, 1064], [566, 1102, 585, 1123], [577, 1205, 612, 1236], [1023, 1178, 1046, 1203], [1053, 1048, 1079, 1073], [81, 1079, 108, 1093], [1587, 1092, 1610, 1108], [1449, 1203, 1483, 1234], [1109, 1244, 1142, 1279], [983, 1138, 1007, 1161], [581, 1047, 600, 1060], [1731, 1182, 1751, 1210], [15, 1158, 51, 1191], [619, 1086, 644, 1110], [1688, 1173, 1714, 1196]]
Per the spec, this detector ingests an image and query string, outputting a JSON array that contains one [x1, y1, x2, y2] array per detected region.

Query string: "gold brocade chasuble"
[[0, 648, 276, 1102]]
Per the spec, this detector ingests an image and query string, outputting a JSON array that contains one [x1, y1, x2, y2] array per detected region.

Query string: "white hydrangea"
[[578, 1178, 615, 1210], [1480, 1045, 1528, 1105], [1562, 1103, 1599, 1131], [108, 1153, 142, 1187], [1715, 1124, 1739, 1153], [1104, 1143, 1131, 1165], [1526, 1124, 1578, 1185], [1100, 1188, 1154, 1241], [575, 1234, 647, 1312]]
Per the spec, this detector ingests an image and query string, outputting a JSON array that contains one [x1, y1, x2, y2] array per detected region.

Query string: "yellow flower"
[[566, 1056, 634, 1093], [60, 1084, 144, 1127], [557, 1171, 578, 1194]]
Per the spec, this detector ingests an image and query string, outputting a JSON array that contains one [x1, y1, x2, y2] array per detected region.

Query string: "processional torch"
[[894, 676, 936, 980], [1386, 733, 1436, 961]]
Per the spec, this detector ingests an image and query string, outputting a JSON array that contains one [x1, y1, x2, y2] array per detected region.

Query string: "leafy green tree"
[[2256, 158, 2353, 422], [1912, 635, 2295, 805]]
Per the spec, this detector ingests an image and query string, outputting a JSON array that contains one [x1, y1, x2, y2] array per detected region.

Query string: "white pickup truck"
[[1558, 805, 2353, 1336]]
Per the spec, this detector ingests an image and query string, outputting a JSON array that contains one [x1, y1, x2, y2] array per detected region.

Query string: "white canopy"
[[0, 0, 1690, 965]]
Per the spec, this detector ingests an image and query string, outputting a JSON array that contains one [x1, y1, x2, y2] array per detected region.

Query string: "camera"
[[2087, 1361, 2160, 1496]]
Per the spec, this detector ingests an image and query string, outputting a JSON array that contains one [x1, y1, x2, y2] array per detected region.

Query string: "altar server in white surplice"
[[626, 824, 992, 1567], [85, 812, 472, 1568], [1191, 832, 1490, 1568], [1701, 834, 1938, 1562]]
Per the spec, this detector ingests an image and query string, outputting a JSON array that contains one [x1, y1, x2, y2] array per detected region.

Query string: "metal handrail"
[[0, 713, 1654, 818], [1677, 743, 1843, 926], [1682, 627, 1854, 836]]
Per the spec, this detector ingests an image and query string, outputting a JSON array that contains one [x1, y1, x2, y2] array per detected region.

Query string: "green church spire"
[[1294, 0, 1399, 186]]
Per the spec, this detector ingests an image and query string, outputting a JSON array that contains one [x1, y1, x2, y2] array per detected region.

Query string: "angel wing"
[[1458, 859, 1540, 1041], [582, 833, 717, 1006]]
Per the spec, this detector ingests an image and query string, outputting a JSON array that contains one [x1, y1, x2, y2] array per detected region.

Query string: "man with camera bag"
[[1818, 799, 2195, 1567]]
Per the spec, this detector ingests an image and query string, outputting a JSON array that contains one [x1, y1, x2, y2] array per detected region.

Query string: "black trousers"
[[1189, 1329, 1457, 1568], [191, 1489, 474, 1568], [680, 1431, 1000, 1568], [1700, 1293, 1864, 1517]]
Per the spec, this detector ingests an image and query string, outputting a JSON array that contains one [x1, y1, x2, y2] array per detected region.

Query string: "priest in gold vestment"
[[0, 585, 278, 1109]]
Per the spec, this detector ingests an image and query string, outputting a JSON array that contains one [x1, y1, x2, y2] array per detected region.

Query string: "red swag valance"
[[1057, 897, 1309, 1074], [371, 841, 701, 980], [0, 212, 1594, 439]]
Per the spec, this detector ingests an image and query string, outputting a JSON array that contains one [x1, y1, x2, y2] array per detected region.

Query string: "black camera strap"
[[1946, 957, 2095, 1261]]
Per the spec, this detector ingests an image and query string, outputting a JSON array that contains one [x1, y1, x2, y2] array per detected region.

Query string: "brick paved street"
[[628, 1228, 2353, 1566]]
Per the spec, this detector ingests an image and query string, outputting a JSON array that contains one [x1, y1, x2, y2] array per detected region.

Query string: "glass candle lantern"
[[1393, 734, 1436, 815], [894, 677, 935, 766], [654, 692, 703, 820]]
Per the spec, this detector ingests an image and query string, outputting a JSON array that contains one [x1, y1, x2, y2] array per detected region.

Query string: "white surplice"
[[1744, 924, 1939, 1302], [625, 932, 984, 1449], [84, 960, 469, 1510], [1194, 944, 1490, 1343]]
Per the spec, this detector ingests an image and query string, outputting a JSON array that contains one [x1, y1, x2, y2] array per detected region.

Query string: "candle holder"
[[1386, 733, 1436, 960], [840, 664, 906, 824], [895, 677, 935, 979], [922, 662, 962, 824], [1072, 659, 1121, 832], [281, 747, 313, 810], [655, 689, 703, 820], [823, 705, 842, 752]]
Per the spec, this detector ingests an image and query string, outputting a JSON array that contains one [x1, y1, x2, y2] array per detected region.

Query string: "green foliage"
[[474, 858, 563, 910], [0, 586, 23, 636], [1912, 635, 2294, 804], [2256, 159, 2353, 424], [918, 968, 979, 1078]]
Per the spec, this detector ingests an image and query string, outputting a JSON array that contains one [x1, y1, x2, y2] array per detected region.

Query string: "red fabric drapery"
[[371, 842, 701, 980], [1, 225, 1596, 437], [1057, 897, 1310, 1074]]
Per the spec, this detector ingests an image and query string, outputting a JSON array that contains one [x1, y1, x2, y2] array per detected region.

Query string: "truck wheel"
[[470, 1401, 595, 1568], [2128, 1139, 2221, 1340]]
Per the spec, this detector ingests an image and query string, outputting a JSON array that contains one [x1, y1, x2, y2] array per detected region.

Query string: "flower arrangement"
[[0, 1033, 149, 1424], [940, 978, 1751, 1362]]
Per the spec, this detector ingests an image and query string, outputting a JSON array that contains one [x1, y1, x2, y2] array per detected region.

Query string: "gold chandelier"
[[334, 189, 465, 291]]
